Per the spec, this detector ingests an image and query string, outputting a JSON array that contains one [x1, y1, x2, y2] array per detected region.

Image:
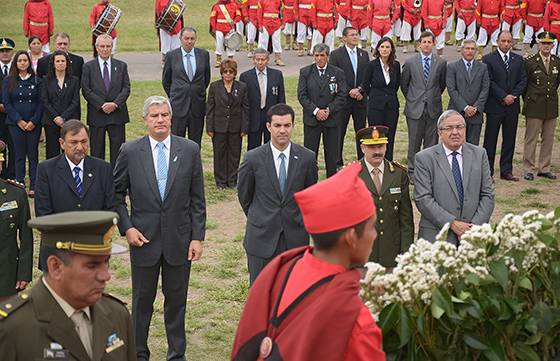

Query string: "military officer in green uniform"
[[357, 126, 414, 268], [0, 155, 32, 302], [522, 31, 560, 181], [0, 211, 137, 361]]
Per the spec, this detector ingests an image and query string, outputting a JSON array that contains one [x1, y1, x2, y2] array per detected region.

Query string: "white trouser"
[[371, 29, 393, 49], [523, 24, 544, 44], [400, 20, 421, 42], [358, 28, 370, 42], [41, 44, 50, 53], [259, 27, 282, 53], [159, 30, 180, 54], [247, 22, 258, 44], [476, 27, 499, 46], [236, 21, 244, 35], [283, 22, 296, 35], [553, 40, 560, 56], [296, 22, 313, 43], [215, 31, 235, 56], [392, 18, 402, 37], [501, 18, 522, 39], [311, 29, 335, 52], [455, 18, 477, 41], [445, 15, 454, 32], [435, 31, 445, 50], [335, 16, 348, 37]]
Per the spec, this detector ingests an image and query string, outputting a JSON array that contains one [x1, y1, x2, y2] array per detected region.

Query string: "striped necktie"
[[451, 152, 464, 208], [73, 167, 83, 197], [423, 56, 430, 81], [156, 142, 168, 200], [503, 54, 510, 72]]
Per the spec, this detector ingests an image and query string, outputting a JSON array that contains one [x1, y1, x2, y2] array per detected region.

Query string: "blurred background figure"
[[23, 0, 54, 53], [27, 36, 47, 72]]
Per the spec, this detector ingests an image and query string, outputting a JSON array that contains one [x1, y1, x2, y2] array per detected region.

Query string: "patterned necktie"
[[73, 167, 83, 197], [186, 53, 194, 81], [156, 142, 168, 200], [103, 61, 110, 92], [423, 56, 430, 81], [258, 71, 266, 109], [466, 61, 472, 80], [503, 54, 510, 72], [372, 167, 382, 194], [71, 311, 93, 359], [278, 153, 287, 194], [350, 49, 358, 86], [451, 151, 464, 208], [2, 65, 7, 77]]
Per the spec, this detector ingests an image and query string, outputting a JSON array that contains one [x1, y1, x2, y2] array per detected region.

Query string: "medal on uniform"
[[105, 332, 125, 353], [43, 343, 69, 359], [259, 337, 273, 359], [272, 86, 278, 95]]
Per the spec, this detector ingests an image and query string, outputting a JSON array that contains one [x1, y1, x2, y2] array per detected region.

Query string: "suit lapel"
[[262, 144, 282, 199], [282, 144, 301, 201], [139, 136, 162, 204], [379, 160, 392, 195], [81, 157, 94, 197], [457, 60, 470, 84], [359, 159, 378, 196], [193, 48, 203, 80], [461, 145, 471, 194], [312, 66, 327, 90], [91, 302, 115, 361], [427, 55, 437, 85], [434, 145, 461, 204], [164, 136, 182, 201], [108, 59, 118, 93], [56, 155, 80, 197]]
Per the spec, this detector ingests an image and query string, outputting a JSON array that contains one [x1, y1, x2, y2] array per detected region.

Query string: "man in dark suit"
[[446, 39, 490, 145], [239, 48, 286, 151], [297, 43, 347, 177], [162, 27, 211, 148], [36, 32, 84, 80], [114, 96, 206, 361], [238, 104, 318, 284], [0, 38, 15, 180], [328, 26, 369, 167], [482, 30, 527, 180], [81, 34, 131, 169]]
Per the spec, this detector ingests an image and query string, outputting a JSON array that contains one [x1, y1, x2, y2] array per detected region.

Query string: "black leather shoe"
[[537, 172, 557, 179], [500, 173, 519, 181], [524, 173, 534, 181]]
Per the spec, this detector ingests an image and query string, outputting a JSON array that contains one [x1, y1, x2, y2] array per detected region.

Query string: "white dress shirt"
[[98, 56, 112, 80], [181, 47, 197, 77], [1, 61, 10, 76], [443, 144, 463, 176], [149, 134, 171, 174], [381, 60, 391, 85], [271, 142, 291, 179], [497, 49, 511, 66], [66, 157, 85, 183]]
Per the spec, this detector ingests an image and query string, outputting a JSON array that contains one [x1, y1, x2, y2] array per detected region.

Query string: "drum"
[[92, 4, 122, 37], [156, 0, 186, 33], [224, 30, 243, 51]]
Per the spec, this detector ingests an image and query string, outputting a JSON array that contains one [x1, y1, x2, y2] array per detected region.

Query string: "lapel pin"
[[173, 155, 178, 162], [1, 189, 6, 194], [294, 155, 299, 160], [88, 173, 93, 177]]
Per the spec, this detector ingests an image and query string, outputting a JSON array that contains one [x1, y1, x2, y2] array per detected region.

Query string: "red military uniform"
[[347, 0, 370, 31], [545, 0, 560, 38], [476, 0, 503, 34], [401, 0, 422, 26], [368, 0, 398, 36], [257, 0, 282, 33], [456, 0, 477, 25], [210, 0, 241, 34], [283, 0, 297, 24], [312, 0, 337, 36], [522, 0, 547, 30], [421, 0, 446, 36], [337, 0, 351, 23], [243, 0, 259, 25], [89, 2, 118, 38], [296, 0, 315, 26], [502, 0, 522, 25], [155, 0, 184, 35], [445, 0, 454, 18], [23, 0, 54, 45]]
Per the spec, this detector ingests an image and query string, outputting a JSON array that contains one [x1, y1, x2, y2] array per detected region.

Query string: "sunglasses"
[[223, 69, 235, 74]]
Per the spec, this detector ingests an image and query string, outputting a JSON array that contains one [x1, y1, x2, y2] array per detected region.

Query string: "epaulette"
[[391, 160, 408, 173], [527, 53, 537, 60], [0, 292, 30, 321], [6, 179, 25, 189], [103, 293, 128, 306]]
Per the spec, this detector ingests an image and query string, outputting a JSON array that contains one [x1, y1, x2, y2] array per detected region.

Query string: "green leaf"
[[513, 343, 540, 361], [524, 317, 538, 334], [489, 260, 509, 291], [379, 303, 399, 333], [483, 338, 507, 361], [524, 333, 542, 345], [531, 302, 554, 333], [416, 313, 426, 337], [398, 304, 412, 348], [463, 334, 489, 350], [554, 206, 560, 219], [519, 277, 533, 291], [465, 273, 480, 285], [539, 233, 556, 247], [432, 287, 453, 315], [431, 302, 445, 319], [451, 295, 467, 304]]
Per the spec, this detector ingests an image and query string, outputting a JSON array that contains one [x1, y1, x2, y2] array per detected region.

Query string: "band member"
[[257, 0, 286, 66], [475, 0, 503, 59], [400, 0, 422, 53], [235, 0, 246, 36], [444, 0, 454, 45], [544, 0, 560, 56], [335, 0, 351, 38], [521, 0, 547, 57], [310, 0, 338, 51], [243, 0, 260, 56], [501, 0, 523, 49], [295, 0, 315, 56], [346, 0, 370, 48], [23, 0, 54, 53], [421, 0, 447, 55], [455, 0, 477, 49], [89, 0, 118, 57], [369, 0, 400, 50], [392, 0, 404, 46], [156, 0, 184, 64], [210, 0, 242, 67], [282, 0, 297, 50]]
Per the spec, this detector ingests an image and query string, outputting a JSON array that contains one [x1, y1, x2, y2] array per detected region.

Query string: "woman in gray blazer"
[[206, 59, 249, 188]]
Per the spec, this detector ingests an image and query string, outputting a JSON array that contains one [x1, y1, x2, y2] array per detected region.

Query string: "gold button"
[[5, 304, 12, 309], [380, 231, 384, 236], [380, 219, 384, 224], [20, 293, 28, 299], [379, 196, 383, 201], [379, 208, 383, 212]]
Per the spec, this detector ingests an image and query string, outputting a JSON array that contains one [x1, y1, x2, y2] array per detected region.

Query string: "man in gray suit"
[[238, 104, 318, 284], [162, 27, 211, 148], [401, 31, 447, 178], [114, 96, 206, 361], [414, 110, 495, 245], [446, 39, 490, 145]]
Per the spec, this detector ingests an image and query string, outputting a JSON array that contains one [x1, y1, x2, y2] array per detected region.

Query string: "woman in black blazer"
[[206, 59, 249, 188], [359, 37, 401, 161], [41, 50, 81, 159]]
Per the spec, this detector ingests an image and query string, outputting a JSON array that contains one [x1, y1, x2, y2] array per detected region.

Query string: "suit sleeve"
[[206, 83, 216, 133], [484, 57, 508, 101], [297, 67, 317, 113], [23, 2, 30, 37], [278, 72, 286, 104], [399, 172, 414, 254], [359, 61, 373, 95], [34, 163, 53, 216], [237, 153, 255, 216], [446, 63, 468, 111], [103, 162, 116, 212], [189, 147, 206, 241], [400, 60, 410, 97], [60, 78, 81, 121], [41, 78, 58, 121], [204, 51, 211, 89], [241, 86, 249, 134], [512, 56, 527, 98], [30, 78, 43, 125], [81, 63, 106, 109], [113, 144, 133, 234], [16, 189, 33, 282], [304, 152, 319, 188], [474, 64, 490, 112], [0, 327, 16, 361], [439, 60, 447, 94], [162, 54, 172, 97], [471, 150, 495, 225], [3, 80, 23, 125], [113, 62, 131, 107]]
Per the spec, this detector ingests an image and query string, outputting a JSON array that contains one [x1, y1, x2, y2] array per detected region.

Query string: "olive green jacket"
[[523, 53, 560, 120]]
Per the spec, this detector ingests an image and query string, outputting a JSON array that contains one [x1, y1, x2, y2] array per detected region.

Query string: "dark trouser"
[[90, 124, 125, 169], [132, 257, 191, 361], [0, 118, 16, 180], [212, 132, 242, 187], [406, 109, 438, 177], [247, 127, 271, 151], [466, 123, 483, 146], [8, 125, 40, 190], [44, 124, 62, 159], [483, 112, 519, 176], [368, 106, 399, 161], [247, 232, 287, 285], [338, 101, 367, 166], [171, 109, 204, 149], [304, 123, 339, 177]]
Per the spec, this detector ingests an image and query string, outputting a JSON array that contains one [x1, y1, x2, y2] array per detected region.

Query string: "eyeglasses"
[[223, 69, 235, 74], [439, 124, 466, 132]]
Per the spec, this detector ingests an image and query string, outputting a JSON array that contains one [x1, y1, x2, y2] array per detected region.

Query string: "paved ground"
[[77, 45, 529, 81]]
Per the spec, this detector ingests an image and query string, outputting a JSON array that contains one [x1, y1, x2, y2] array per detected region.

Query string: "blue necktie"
[[156, 142, 168, 200], [423, 56, 430, 82], [73, 167, 83, 197], [350, 49, 358, 86], [278, 153, 287, 195], [504, 54, 510, 72], [451, 151, 464, 208]]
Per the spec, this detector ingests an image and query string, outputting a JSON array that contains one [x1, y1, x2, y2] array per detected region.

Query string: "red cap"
[[294, 162, 375, 234]]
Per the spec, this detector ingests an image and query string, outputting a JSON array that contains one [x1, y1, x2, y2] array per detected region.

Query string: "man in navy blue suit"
[[239, 48, 286, 150], [482, 30, 527, 181]]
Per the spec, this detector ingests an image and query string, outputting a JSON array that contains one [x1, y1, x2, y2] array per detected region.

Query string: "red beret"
[[294, 162, 375, 234]]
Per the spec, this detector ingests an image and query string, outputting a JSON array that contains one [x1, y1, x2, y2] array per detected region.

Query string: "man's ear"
[[46, 255, 65, 281]]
